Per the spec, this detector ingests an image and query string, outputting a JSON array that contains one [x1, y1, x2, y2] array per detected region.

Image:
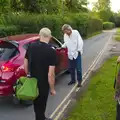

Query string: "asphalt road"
[[0, 30, 115, 120]]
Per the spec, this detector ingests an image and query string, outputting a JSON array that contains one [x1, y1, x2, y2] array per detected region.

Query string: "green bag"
[[15, 77, 39, 101]]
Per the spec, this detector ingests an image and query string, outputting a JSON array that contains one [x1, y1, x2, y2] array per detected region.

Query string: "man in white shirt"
[[62, 24, 83, 87]]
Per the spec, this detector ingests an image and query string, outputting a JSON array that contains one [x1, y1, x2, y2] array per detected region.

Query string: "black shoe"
[[77, 83, 82, 87], [68, 81, 76, 85], [45, 118, 52, 120]]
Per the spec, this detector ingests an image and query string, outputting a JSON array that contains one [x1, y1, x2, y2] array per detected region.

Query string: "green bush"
[[1, 13, 103, 40], [3, 13, 64, 39], [103, 22, 115, 30], [64, 13, 89, 37], [0, 25, 20, 37], [87, 18, 103, 36]]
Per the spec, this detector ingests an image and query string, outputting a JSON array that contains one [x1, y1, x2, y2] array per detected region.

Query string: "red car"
[[0, 34, 68, 97]]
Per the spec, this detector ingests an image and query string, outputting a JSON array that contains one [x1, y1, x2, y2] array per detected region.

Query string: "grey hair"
[[39, 27, 52, 37], [62, 24, 72, 31]]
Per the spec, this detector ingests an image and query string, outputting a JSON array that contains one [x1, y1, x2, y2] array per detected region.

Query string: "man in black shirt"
[[24, 28, 56, 120]]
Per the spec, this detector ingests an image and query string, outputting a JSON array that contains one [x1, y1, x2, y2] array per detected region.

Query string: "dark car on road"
[[0, 34, 68, 97]]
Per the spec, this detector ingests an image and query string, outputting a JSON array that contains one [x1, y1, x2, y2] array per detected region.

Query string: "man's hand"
[[50, 89, 56, 96], [117, 56, 120, 63]]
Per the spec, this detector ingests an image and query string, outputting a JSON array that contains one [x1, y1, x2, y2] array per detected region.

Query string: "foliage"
[[10, 0, 39, 12], [0, 13, 103, 40], [93, 0, 111, 11], [9, 0, 88, 14], [66, 56, 117, 120], [0, 25, 19, 37], [103, 22, 115, 30], [65, 0, 88, 13], [0, 0, 10, 14], [92, 0, 112, 22], [110, 13, 120, 27], [98, 9, 112, 22], [87, 18, 103, 36]]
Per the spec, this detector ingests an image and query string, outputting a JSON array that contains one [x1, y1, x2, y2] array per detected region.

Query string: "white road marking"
[[50, 33, 113, 119], [54, 100, 71, 120]]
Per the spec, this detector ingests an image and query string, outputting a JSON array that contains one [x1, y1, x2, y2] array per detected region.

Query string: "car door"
[[56, 48, 68, 72], [50, 38, 68, 74]]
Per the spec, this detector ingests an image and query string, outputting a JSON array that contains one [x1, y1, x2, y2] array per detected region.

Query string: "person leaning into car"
[[62, 24, 84, 87], [24, 28, 57, 120]]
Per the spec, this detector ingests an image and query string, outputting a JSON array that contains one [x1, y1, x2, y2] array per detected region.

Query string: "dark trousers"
[[33, 89, 49, 120], [117, 103, 120, 120], [69, 53, 82, 83]]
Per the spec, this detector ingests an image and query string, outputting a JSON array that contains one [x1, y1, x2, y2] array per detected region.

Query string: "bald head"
[[39, 28, 52, 37], [39, 27, 52, 43]]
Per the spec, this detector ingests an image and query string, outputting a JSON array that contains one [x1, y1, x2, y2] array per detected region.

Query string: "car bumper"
[[0, 84, 13, 96]]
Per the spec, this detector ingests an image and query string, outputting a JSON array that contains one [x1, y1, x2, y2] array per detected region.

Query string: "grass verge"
[[115, 28, 120, 41], [66, 56, 117, 120]]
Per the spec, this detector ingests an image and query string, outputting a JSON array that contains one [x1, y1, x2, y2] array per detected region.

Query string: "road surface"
[[0, 30, 115, 120]]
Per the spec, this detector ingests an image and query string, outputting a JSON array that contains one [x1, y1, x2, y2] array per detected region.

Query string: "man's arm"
[[24, 44, 31, 75], [48, 49, 57, 96], [24, 58, 29, 75], [48, 66, 56, 96]]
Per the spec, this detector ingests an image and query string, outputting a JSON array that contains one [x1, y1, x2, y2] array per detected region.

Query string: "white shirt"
[[62, 30, 83, 60]]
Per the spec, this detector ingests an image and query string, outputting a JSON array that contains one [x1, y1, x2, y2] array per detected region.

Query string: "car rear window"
[[23, 40, 38, 50], [0, 42, 19, 61], [23, 43, 30, 50]]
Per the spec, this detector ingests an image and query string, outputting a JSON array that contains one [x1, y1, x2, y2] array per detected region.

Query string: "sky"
[[88, 0, 120, 12]]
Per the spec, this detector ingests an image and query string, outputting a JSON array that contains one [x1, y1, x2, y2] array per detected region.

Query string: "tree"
[[10, 0, 61, 13], [0, 0, 10, 14], [38, 0, 61, 14], [92, 0, 112, 21], [93, 0, 111, 11], [65, 0, 88, 12], [10, 0, 39, 12], [110, 13, 120, 27]]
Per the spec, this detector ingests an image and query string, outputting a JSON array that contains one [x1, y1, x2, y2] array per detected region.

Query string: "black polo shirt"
[[25, 40, 57, 91]]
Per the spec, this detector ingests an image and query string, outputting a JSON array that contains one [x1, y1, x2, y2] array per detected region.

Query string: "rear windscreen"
[[0, 42, 19, 61]]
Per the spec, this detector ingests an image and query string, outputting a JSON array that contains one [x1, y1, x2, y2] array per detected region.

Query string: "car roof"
[[0, 34, 39, 43]]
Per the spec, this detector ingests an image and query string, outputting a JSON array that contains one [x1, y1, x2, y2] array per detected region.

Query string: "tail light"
[[1, 63, 19, 72]]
